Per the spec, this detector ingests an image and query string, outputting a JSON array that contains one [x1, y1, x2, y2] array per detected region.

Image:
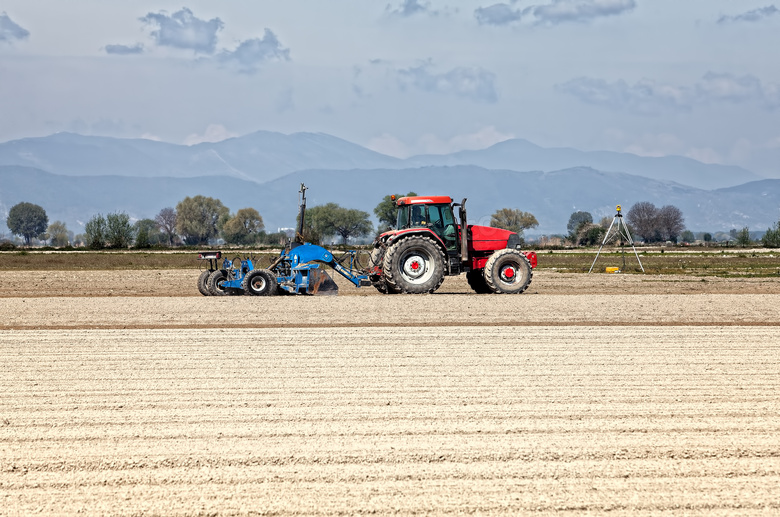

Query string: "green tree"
[[703, 232, 712, 243], [306, 203, 373, 244], [374, 192, 417, 230], [736, 226, 751, 247], [221, 208, 265, 245], [762, 221, 780, 248], [490, 208, 539, 241], [105, 212, 134, 248], [133, 218, 162, 248], [175, 196, 229, 245], [6, 202, 48, 245], [47, 221, 69, 247], [155, 207, 178, 246], [566, 211, 592, 239], [84, 214, 106, 249], [579, 223, 607, 245], [680, 230, 695, 244]]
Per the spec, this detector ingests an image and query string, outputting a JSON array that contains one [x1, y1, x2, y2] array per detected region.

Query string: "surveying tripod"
[[588, 205, 645, 273]]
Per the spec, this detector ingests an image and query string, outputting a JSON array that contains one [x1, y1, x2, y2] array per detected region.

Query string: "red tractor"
[[368, 196, 537, 294]]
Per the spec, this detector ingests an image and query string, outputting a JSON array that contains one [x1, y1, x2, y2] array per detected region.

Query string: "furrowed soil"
[[1, 267, 779, 515]]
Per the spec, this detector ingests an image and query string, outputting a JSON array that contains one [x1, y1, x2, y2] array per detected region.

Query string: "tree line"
[[565, 201, 780, 247], [6, 196, 779, 249], [3, 194, 542, 249]]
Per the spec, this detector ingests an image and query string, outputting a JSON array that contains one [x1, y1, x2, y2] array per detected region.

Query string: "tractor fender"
[[383, 228, 448, 257]]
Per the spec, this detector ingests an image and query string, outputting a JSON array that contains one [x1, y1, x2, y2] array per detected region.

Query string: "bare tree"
[[626, 201, 658, 243], [155, 207, 178, 246], [657, 205, 685, 242], [626, 202, 686, 243]]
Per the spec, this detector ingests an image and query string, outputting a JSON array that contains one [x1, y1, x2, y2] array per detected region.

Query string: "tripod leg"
[[620, 219, 645, 272], [589, 217, 617, 273]]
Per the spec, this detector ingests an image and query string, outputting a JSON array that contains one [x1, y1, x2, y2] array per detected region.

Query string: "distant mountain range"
[[0, 131, 763, 189], [0, 131, 777, 238], [2, 164, 778, 236]]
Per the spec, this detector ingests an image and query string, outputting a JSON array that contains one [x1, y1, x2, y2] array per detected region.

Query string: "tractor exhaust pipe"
[[459, 198, 469, 266]]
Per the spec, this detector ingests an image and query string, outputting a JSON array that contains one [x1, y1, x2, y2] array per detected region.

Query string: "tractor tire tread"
[[383, 234, 446, 294], [243, 269, 278, 296], [197, 270, 212, 296], [484, 248, 533, 294]]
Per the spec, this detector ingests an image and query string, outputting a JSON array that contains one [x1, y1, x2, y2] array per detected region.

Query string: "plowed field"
[[1, 270, 779, 515]]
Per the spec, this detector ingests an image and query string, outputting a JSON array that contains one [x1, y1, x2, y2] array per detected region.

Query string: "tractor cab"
[[395, 196, 458, 251]]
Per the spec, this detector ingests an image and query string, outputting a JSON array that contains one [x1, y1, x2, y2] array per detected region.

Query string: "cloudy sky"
[[1, 1, 779, 175]]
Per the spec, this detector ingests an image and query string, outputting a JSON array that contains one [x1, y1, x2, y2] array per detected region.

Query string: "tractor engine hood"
[[468, 225, 520, 251]]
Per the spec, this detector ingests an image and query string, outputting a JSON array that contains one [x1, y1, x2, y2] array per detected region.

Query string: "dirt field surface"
[[2, 270, 779, 515]]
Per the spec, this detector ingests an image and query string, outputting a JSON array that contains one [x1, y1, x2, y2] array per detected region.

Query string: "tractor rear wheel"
[[207, 269, 230, 296], [383, 235, 445, 294], [197, 270, 212, 296], [243, 269, 277, 296], [466, 269, 491, 294], [483, 249, 532, 294]]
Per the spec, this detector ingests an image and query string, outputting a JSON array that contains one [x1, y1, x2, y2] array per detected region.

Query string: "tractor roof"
[[396, 196, 453, 206]]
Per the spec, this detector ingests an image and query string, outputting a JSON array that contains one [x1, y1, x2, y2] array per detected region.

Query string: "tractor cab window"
[[397, 204, 427, 229], [410, 205, 426, 226], [428, 204, 457, 251], [396, 205, 410, 229]]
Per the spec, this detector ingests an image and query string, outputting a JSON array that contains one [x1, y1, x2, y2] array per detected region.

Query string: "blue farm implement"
[[196, 183, 537, 296]]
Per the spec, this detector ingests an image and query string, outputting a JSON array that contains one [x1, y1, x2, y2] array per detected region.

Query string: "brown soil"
[[1, 269, 779, 514]]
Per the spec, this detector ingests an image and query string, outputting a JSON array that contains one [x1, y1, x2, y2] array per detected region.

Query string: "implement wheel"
[[383, 235, 445, 294], [369, 247, 397, 294], [207, 269, 230, 296], [483, 249, 532, 294], [243, 269, 277, 296], [197, 270, 212, 296]]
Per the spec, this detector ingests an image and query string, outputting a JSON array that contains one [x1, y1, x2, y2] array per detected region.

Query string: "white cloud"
[[218, 29, 290, 73], [530, 0, 636, 25], [474, 0, 636, 26], [559, 72, 780, 114], [474, 4, 523, 26], [184, 124, 238, 145], [0, 12, 30, 43], [140, 8, 223, 54], [397, 61, 498, 103], [105, 43, 144, 55], [386, 0, 442, 17], [718, 5, 780, 24], [366, 126, 514, 157], [365, 133, 410, 158], [557, 77, 692, 114]]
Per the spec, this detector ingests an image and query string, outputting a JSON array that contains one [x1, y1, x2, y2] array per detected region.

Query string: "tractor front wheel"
[[383, 235, 445, 294], [243, 269, 278, 296], [483, 249, 532, 294], [197, 270, 212, 296]]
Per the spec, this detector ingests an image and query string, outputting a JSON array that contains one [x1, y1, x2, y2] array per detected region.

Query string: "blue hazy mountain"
[[2, 165, 778, 237], [0, 132, 763, 189], [404, 139, 762, 190], [0, 131, 405, 183]]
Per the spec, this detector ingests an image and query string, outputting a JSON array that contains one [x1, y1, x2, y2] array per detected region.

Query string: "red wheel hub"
[[411, 261, 420, 271], [503, 266, 515, 278]]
